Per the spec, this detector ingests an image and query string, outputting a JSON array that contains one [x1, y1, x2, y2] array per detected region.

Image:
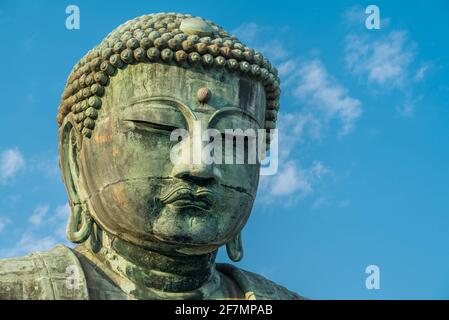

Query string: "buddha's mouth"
[[160, 186, 214, 211]]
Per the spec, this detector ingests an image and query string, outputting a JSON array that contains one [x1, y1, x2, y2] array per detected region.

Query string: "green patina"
[[0, 12, 303, 300]]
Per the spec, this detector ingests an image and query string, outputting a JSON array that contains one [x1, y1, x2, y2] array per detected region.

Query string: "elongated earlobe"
[[89, 220, 102, 253], [226, 232, 243, 262], [60, 118, 93, 245], [66, 203, 92, 243]]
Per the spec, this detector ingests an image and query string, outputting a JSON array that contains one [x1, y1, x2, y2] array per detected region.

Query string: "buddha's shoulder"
[[216, 263, 307, 300], [0, 244, 89, 300]]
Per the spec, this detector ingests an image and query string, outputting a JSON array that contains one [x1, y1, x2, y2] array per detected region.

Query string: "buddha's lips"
[[159, 187, 214, 210]]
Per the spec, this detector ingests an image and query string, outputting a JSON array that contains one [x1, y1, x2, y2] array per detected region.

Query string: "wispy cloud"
[[54, 203, 70, 219], [260, 160, 331, 204], [0, 148, 26, 183], [28, 203, 69, 231], [28, 205, 50, 227], [0, 233, 58, 258], [282, 59, 362, 136], [414, 63, 431, 82], [0, 202, 71, 258], [258, 110, 332, 205], [29, 153, 60, 180], [345, 30, 416, 88], [342, 5, 366, 27], [277, 112, 322, 157], [233, 22, 362, 137], [312, 196, 351, 210], [53, 203, 70, 238], [343, 11, 427, 118], [233, 22, 359, 206], [232, 22, 289, 62], [232, 22, 260, 43], [343, 3, 432, 121], [0, 149, 60, 187], [269, 162, 312, 197], [396, 94, 424, 118]]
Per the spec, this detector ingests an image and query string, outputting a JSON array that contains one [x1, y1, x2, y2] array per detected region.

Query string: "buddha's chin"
[[151, 206, 221, 247]]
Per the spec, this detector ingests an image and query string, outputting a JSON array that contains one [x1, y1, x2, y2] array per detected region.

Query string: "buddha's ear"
[[59, 117, 82, 205], [59, 117, 92, 243]]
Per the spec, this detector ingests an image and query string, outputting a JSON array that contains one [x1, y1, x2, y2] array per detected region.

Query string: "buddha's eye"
[[124, 119, 179, 134]]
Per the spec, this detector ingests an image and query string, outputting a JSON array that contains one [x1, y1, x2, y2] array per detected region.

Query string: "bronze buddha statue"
[[0, 12, 303, 300]]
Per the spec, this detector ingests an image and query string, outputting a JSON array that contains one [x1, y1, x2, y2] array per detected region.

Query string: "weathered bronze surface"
[[0, 12, 302, 300]]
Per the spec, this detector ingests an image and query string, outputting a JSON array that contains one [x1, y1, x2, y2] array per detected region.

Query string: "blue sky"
[[0, 0, 448, 299]]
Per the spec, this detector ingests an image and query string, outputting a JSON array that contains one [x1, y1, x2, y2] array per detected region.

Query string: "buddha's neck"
[[87, 231, 219, 299]]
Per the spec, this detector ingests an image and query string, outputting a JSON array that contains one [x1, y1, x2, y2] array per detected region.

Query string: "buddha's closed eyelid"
[[121, 105, 187, 129], [123, 119, 181, 133], [208, 111, 261, 134]]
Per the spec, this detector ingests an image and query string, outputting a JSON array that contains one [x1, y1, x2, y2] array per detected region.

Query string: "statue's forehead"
[[104, 63, 265, 123]]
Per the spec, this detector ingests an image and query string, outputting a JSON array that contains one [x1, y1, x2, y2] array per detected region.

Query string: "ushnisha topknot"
[[57, 12, 280, 140]]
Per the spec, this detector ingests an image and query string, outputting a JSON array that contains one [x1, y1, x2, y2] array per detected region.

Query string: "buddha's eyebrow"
[[125, 95, 198, 123], [126, 96, 181, 109], [207, 107, 262, 129]]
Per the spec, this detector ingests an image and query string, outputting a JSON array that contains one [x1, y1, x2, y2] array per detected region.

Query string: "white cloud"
[[53, 203, 70, 239], [0, 149, 61, 185], [0, 203, 71, 258], [284, 59, 362, 135], [312, 196, 351, 210], [277, 59, 298, 78], [260, 161, 330, 201], [258, 109, 332, 204], [232, 22, 356, 206], [28, 205, 50, 226], [29, 153, 60, 180], [55, 224, 67, 239], [0, 148, 25, 183], [343, 6, 431, 120], [277, 112, 322, 159], [258, 39, 289, 61], [396, 94, 423, 118], [28, 203, 69, 237], [232, 22, 260, 43], [397, 100, 414, 118], [0, 233, 57, 258], [233, 23, 362, 137], [342, 5, 366, 27], [232, 22, 289, 61], [49, 202, 70, 242], [414, 63, 430, 82], [345, 30, 415, 87], [17, 234, 57, 253], [310, 161, 330, 180], [54, 203, 70, 219], [270, 162, 312, 197]]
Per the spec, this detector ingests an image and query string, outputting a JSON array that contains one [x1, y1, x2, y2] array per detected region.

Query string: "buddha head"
[[57, 13, 280, 260]]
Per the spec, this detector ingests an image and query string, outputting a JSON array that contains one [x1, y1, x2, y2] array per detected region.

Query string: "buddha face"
[[76, 63, 266, 253]]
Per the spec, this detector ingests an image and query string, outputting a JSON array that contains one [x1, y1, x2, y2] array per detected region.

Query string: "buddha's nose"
[[170, 121, 223, 184], [172, 162, 222, 185]]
